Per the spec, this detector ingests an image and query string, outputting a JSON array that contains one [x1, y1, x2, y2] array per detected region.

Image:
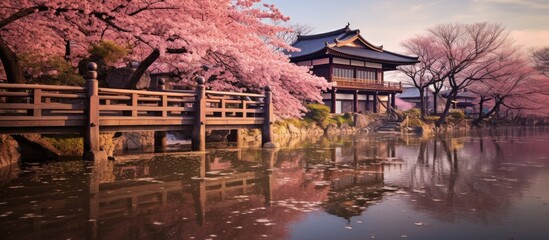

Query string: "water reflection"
[[1, 128, 548, 239]]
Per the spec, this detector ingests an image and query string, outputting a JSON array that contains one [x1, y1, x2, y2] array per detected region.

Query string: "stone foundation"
[[0, 135, 20, 168]]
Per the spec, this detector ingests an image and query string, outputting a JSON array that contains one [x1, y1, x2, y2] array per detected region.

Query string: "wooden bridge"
[[0, 63, 273, 159]]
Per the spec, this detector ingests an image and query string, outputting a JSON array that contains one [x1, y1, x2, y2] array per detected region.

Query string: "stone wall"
[[112, 131, 155, 153], [0, 135, 20, 168], [240, 113, 386, 147]]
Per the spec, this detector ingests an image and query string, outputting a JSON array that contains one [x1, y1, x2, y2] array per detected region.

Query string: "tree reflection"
[[2, 129, 547, 239], [401, 129, 542, 223]]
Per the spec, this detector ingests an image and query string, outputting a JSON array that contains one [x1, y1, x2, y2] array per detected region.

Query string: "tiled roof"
[[328, 47, 419, 64], [289, 25, 419, 65]]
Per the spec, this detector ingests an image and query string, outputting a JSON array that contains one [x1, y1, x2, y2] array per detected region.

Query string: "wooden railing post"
[[192, 76, 206, 151], [262, 85, 273, 146], [154, 78, 167, 150], [32, 88, 42, 117], [391, 92, 396, 109], [84, 62, 101, 160], [373, 91, 378, 113]]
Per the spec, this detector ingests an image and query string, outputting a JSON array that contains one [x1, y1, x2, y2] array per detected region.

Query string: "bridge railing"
[[204, 90, 266, 125], [0, 62, 274, 157], [0, 83, 88, 130], [97, 87, 197, 130]]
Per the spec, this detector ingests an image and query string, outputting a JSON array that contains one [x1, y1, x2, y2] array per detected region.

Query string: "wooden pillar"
[[353, 90, 358, 113], [331, 88, 337, 113], [373, 91, 378, 113], [84, 62, 100, 160], [366, 94, 370, 111], [192, 76, 206, 151], [391, 93, 396, 109], [235, 129, 242, 147], [154, 78, 167, 150], [262, 85, 273, 146]]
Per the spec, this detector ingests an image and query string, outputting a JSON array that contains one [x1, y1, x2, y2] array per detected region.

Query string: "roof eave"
[[327, 48, 419, 66]]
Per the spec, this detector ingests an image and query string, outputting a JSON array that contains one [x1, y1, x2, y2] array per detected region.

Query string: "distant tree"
[[469, 48, 538, 126], [271, 21, 315, 46], [532, 47, 549, 77]]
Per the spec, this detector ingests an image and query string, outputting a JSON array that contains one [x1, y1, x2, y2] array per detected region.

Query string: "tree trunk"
[[419, 87, 426, 120], [0, 35, 24, 84], [472, 98, 503, 126], [435, 88, 457, 127], [433, 92, 438, 115], [126, 48, 160, 89]]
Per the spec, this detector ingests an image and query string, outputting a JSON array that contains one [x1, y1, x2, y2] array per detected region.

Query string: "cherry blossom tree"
[[398, 35, 444, 119], [531, 47, 549, 77], [0, 0, 330, 117], [424, 22, 512, 126], [468, 48, 538, 126]]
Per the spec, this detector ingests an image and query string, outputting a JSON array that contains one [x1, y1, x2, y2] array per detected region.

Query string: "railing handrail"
[[0, 83, 86, 91], [205, 90, 265, 98], [332, 77, 402, 90], [98, 87, 196, 97]]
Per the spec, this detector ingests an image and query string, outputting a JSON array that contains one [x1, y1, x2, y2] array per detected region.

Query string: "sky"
[[265, 0, 549, 53]]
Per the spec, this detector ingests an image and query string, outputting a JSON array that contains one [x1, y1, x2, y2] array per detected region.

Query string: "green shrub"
[[325, 114, 354, 127], [343, 112, 354, 121], [448, 109, 465, 123], [305, 103, 330, 123], [403, 108, 421, 119], [88, 40, 128, 64], [43, 135, 83, 156], [21, 54, 84, 86], [424, 116, 440, 123], [407, 118, 425, 127]]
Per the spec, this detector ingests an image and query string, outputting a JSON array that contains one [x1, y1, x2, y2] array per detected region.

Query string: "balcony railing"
[[332, 77, 402, 91]]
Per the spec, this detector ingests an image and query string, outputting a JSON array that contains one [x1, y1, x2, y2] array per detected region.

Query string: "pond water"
[[1, 127, 548, 240]]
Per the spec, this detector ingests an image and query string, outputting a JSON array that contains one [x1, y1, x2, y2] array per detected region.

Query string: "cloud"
[[410, 0, 445, 12], [509, 29, 549, 49], [473, 0, 549, 10]]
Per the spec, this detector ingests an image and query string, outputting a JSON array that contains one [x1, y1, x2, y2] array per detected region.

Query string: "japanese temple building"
[[289, 25, 419, 114]]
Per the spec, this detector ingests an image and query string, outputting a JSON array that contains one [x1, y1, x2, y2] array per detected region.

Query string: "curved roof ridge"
[[383, 49, 420, 60], [297, 25, 351, 41], [331, 29, 384, 52]]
